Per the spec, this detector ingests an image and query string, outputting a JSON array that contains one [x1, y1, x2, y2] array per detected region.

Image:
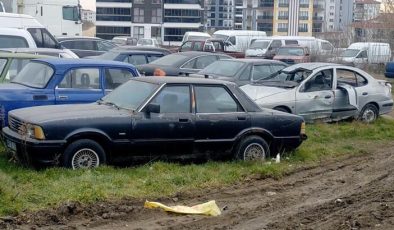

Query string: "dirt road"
[[4, 145, 394, 230]]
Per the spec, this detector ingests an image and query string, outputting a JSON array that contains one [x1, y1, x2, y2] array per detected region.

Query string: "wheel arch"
[[273, 105, 292, 113], [233, 128, 275, 156]]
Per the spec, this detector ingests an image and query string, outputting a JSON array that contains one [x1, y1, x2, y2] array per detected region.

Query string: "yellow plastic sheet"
[[144, 200, 221, 216]]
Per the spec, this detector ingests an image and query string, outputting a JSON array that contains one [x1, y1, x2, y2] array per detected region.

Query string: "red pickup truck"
[[178, 39, 245, 58]]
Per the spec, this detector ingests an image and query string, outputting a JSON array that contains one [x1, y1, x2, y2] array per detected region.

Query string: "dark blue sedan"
[[0, 58, 139, 126]]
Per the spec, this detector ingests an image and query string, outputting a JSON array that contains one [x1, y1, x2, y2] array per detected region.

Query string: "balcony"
[[312, 16, 323, 21], [299, 4, 309, 8], [313, 4, 324, 10], [278, 16, 288, 20], [278, 3, 289, 7], [259, 0, 274, 7], [299, 16, 308, 20]]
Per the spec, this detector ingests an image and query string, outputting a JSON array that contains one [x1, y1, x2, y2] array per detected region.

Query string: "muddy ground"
[[1, 145, 394, 230]]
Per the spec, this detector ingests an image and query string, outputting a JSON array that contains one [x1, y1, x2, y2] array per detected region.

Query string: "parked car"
[[182, 31, 211, 43], [212, 30, 266, 52], [191, 59, 287, 86], [0, 28, 37, 49], [0, 48, 79, 58], [113, 46, 172, 56], [241, 63, 393, 122], [273, 45, 311, 65], [57, 36, 118, 58], [93, 50, 165, 65], [137, 51, 233, 76], [178, 39, 245, 58], [3, 77, 307, 168], [136, 38, 161, 47], [385, 61, 394, 78], [112, 36, 137, 46], [0, 58, 139, 126], [0, 52, 50, 83]]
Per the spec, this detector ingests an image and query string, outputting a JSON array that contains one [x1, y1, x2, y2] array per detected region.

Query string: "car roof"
[[283, 62, 341, 72], [0, 52, 49, 58], [175, 51, 229, 57], [57, 36, 103, 41], [33, 58, 137, 68], [224, 58, 286, 64], [1, 48, 67, 53], [135, 76, 235, 86], [109, 50, 164, 55]]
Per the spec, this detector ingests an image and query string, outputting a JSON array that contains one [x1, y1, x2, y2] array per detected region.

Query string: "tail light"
[[154, 68, 166, 77]]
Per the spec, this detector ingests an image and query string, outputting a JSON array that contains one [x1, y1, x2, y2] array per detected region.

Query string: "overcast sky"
[[80, 0, 95, 11]]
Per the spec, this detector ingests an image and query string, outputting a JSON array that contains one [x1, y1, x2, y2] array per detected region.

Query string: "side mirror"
[[145, 103, 160, 115], [305, 53, 310, 56]]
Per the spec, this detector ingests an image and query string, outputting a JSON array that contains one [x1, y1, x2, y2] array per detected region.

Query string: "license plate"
[[6, 140, 16, 151]]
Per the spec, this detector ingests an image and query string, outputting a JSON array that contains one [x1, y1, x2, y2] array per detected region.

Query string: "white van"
[[336, 42, 391, 65], [0, 12, 61, 49], [213, 30, 267, 52], [0, 28, 37, 48], [182, 32, 211, 43], [245, 36, 334, 58]]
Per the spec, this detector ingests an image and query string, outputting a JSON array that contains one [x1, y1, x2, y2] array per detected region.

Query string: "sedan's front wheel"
[[235, 135, 269, 161], [63, 139, 106, 169]]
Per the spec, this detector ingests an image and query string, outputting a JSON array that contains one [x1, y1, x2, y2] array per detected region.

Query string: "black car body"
[[93, 50, 165, 65], [3, 77, 306, 169], [57, 36, 117, 58], [192, 59, 288, 86], [137, 51, 233, 76]]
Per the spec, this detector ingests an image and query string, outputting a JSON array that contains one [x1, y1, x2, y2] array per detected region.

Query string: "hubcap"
[[362, 108, 376, 122], [243, 143, 265, 161], [71, 148, 99, 169]]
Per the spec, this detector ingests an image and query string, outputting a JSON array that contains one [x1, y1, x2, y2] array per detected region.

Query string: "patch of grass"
[[1, 118, 394, 216]]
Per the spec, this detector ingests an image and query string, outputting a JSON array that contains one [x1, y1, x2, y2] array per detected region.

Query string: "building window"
[[278, 0, 289, 7], [96, 7, 131, 21], [278, 11, 288, 20], [134, 8, 144, 23], [277, 23, 288, 32], [133, 26, 144, 39], [164, 28, 198, 42], [299, 0, 309, 8], [151, 27, 161, 42], [152, 8, 162, 23], [134, 0, 144, 3], [298, 23, 308, 32], [299, 11, 308, 20], [96, 26, 131, 40], [164, 9, 201, 23], [152, 0, 161, 3]]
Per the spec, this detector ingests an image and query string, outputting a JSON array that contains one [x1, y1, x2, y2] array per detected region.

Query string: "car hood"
[[241, 84, 290, 100], [274, 55, 305, 60], [10, 103, 131, 124]]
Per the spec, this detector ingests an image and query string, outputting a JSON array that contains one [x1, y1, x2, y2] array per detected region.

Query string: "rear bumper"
[[272, 134, 307, 152], [384, 72, 394, 78], [2, 127, 66, 165]]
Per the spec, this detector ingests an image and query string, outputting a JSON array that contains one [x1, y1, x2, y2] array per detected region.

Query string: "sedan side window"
[[59, 68, 100, 89], [150, 86, 190, 113], [104, 68, 133, 90], [27, 28, 43, 48], [180, 42, 192, 52], [252, 65, 273, 81], [195, 56, 218, 69], [195, 86, 243, 113], [337, 69, 368, 87], [302, 69, 333, 92], [128, 54, 147, 65]]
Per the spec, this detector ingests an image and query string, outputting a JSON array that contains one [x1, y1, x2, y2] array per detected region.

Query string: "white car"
[[136, 38, 160, 48]]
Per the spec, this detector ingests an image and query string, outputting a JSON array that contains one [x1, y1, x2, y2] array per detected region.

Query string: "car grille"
[[8, 116, 24, 134], [280, 59, 295, 65]]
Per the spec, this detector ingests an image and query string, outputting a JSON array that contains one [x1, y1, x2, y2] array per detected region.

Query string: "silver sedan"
[[241, 63, 393, 122]]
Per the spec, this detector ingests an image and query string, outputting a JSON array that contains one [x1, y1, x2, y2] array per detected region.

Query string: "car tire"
[[273, 106, 290, 113], [235, 135, 270, 161], [358, 103, 378, 123], [63, 139, 106, 169]]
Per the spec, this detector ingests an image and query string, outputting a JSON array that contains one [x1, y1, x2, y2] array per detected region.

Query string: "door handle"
[[58, 95, 68, 100], [324, 95, 332, 99], [362, 92, 368, 96], [237, 116, 247, 121], [179, 118, 189, 123]]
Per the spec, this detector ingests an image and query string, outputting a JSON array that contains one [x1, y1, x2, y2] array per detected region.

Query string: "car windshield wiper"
[[97, 99, 121, 110]]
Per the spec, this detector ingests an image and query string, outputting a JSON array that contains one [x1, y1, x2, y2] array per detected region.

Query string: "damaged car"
[[3, 77, 307, 169], [241, 63, 393, 122]]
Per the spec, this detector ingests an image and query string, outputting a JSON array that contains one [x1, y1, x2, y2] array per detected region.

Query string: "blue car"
[[0, 58, 139, 126], [385, 61, 394, 78]]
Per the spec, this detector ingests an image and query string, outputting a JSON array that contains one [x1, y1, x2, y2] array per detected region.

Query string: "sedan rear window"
[[12, 62, 54, 88], [199, 60, 245, 77], [150, 54, 188, 66], [0, 35, 28, 48]]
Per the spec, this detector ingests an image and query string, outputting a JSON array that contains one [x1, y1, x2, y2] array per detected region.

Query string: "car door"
[[131, 85, 194, 156], [295, 69, 335, 120], [55, 67, 104, 104], [103, 68, 134, 94], [194, 85, 250, 155]]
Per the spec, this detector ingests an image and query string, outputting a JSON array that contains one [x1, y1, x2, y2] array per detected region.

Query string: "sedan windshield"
[[11, 62, 54, 88], [101, 80, 159, 110], [249, 40, 270, 49], [340, 49, 360, 57], [199, 60, 245, 77], [277, 47, 305, 56], [149, 53, 188, 67]]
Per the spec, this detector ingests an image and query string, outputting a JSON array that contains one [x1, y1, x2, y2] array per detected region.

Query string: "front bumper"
[[2, 127, 66, 165]]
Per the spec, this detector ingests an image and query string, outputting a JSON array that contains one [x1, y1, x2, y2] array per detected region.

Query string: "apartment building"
[[82, 9, 96, 23], [354, 0, 381, 21], [206, 0, 235, 30]]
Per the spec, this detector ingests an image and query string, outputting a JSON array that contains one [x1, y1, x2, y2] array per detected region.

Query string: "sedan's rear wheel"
[[358, 104, 378, 123], [63, 139, 106, 169], [235, 135, 269, 161]]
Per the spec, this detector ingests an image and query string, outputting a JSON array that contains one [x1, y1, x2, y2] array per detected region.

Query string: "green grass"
[[1, 118, 394, 216]]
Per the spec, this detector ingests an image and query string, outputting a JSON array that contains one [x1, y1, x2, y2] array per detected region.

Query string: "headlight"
[[25, 124, 45, 140]]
